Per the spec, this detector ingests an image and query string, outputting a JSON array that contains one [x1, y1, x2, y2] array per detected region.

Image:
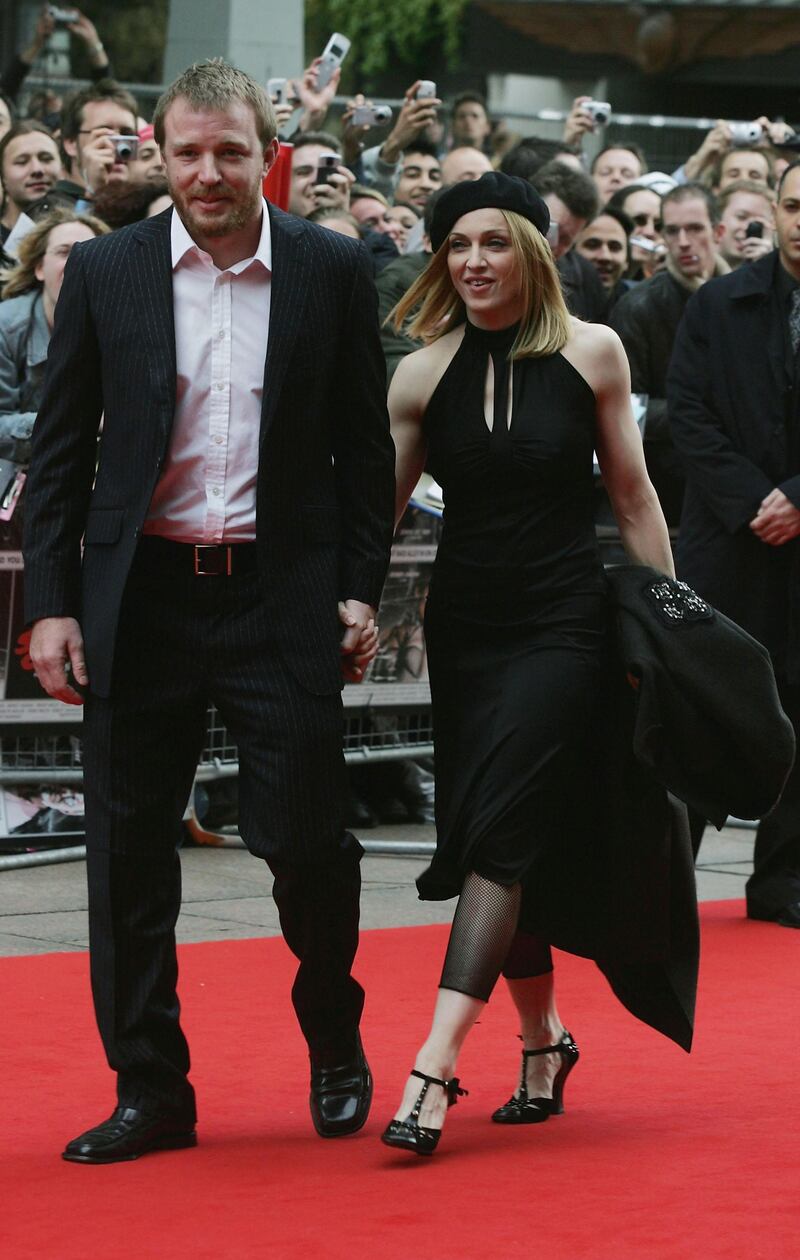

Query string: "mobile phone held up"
[[316, 34, 351, 91], [315, 153, 340, 185], [267, 78, 299, 107], [744, 221, 764, 239], [416, 81, 437, 100]]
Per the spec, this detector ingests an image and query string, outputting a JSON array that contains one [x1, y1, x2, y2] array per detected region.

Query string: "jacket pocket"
[[301, 505, 340, 545], [84, 507, 124, 545]]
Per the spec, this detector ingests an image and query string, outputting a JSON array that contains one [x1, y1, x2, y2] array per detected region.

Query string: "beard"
[[169, 175, 263, 240]]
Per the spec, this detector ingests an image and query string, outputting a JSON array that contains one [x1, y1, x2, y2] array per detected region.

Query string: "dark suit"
[[667, 250, 800, 914], [23, 205, 395, 1119]]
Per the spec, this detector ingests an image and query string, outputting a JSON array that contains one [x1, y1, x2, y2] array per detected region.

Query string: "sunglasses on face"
[[631, 212, 662, 231]]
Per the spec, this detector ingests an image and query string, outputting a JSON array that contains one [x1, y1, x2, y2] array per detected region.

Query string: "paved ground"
[[0, 821, 755, 956]]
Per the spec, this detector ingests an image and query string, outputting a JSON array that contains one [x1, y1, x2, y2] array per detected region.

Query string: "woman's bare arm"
[[573, 325, 675, 576]]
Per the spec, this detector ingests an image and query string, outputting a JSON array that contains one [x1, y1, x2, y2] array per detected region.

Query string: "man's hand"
[[683, 121, 731, 180], [293, 57, 340, 132], [562, 95, 595, 147], [750, 489, 800, 546], [21, 6, 54, 64], [379, 81, 441, 166], [80, 131, 118, 193], [341, 95, 373, 166], [739, 233, 774, 264], [755, 116, 795, 147], [338, 600, 379, 683], [272, 100, 296, 134], [310, 164, 355, 213], [29, 616, 89, 705]]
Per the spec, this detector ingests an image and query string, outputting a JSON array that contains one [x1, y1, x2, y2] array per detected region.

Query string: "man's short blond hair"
[[153, 59, 277, 149]]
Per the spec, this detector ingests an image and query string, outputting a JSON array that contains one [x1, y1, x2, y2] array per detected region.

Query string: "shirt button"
[[217, 329, 225, 340], [215, 381, 225, 391], [213, 434, 224, 444], [212, 487, 221, 497]]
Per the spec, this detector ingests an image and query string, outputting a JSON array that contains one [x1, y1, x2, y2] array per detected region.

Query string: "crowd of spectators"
[[2, 7, 800, 826]]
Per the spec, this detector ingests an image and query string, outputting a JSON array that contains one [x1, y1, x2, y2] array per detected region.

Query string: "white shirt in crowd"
[[144, 198, 272, 543]]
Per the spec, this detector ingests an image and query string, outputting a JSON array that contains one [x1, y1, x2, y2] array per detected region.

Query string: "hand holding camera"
[[80, 131, 137, 193], [562, 95, 597, 146], [311, 155, 355, 213], [380, 80, 442, 166], [294, 53, 342, 131], [342, 95, 393, 165]]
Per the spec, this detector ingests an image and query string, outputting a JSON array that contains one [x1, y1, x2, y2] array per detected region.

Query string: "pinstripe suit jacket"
[[22, 205, 395, 698]]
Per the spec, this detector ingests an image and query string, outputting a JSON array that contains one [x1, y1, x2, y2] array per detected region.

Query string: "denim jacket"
[[0, 289, 49, 462]]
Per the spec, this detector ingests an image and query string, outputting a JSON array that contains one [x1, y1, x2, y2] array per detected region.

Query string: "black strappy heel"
[[381, 1070, 468, 1156], [491, 1030, 579, 1124]]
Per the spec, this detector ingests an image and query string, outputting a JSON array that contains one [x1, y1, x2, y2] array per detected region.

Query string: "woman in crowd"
[[381, 172, 674, 1157], [0, 207, 108, 461]]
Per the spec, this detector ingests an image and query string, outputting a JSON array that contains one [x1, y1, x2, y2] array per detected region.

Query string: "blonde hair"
[[390, 209, 571, 359], [0, 207, 109, 299], [153, 59, 276, 149]]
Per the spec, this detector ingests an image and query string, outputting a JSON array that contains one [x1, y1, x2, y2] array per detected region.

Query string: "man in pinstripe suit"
[[23, 61, 395, 1163]]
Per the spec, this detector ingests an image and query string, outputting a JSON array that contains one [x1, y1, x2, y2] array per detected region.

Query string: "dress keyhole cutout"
[[483, 355, 514, 434]]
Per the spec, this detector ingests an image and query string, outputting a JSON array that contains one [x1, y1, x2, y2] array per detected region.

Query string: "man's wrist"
[[379, 138, 403, 165]]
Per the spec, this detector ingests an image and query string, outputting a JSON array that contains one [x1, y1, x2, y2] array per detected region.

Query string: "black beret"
[[429, 171, 550, 252]]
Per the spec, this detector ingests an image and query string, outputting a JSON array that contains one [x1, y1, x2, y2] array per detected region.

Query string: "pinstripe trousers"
[[81, 556, 365, 1120]]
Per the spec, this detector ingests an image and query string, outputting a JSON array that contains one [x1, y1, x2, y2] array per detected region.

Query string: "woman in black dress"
[[381, 173, 675, 1156]]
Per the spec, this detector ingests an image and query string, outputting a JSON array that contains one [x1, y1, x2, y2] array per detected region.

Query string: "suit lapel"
[[131, 209, 177, 440], [260, 206, 313, 445]]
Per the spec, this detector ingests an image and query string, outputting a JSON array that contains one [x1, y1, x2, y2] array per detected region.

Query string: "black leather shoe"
[[748, 899, 800, 928], [62, 1106, 197, 1164], [309, 1033, 373, 1137]]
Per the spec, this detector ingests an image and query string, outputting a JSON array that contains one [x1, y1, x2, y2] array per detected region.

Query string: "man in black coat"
[[611, 183, 729, 529], [23, 62, 395, 1160], [667, 160, 800, 927]]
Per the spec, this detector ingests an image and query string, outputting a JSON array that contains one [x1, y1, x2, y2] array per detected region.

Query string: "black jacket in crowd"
[[610, 267, 692, 527], [667, 250, 800, 681]]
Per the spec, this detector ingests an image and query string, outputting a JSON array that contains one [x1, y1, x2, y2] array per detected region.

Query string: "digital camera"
[[315, 153, 340, 185], [728, 121, 763, 145], [107, 134, 139, 162], [352, 105, 393, 127], [583, 100, 611, 127], [47, 5, 78, 25]]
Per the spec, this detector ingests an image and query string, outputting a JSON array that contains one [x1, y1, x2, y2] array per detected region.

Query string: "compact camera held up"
[[728, 121, 763, 145], [582, 100, 612, 127], [352, 105, 393, 127], [47, 5, 79, 25], [107, 134, 139, 162]]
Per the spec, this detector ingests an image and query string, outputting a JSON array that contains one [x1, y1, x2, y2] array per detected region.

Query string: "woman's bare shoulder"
[[560, 319, 627, 393], [390, 325, 466, 412]]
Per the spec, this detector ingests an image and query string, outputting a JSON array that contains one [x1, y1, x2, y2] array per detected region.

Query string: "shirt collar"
[[170, 197, 272, 273]]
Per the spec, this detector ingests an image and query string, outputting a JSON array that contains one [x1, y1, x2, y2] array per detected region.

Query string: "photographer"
[[679, 116, 788, 188], [0, 206, 108, 462], [1, 7, 113, 112], [360, 80, 442, 200], [288, 132, 354, 218], [27, 80, 138, 213], [716, 179, 776, 269]]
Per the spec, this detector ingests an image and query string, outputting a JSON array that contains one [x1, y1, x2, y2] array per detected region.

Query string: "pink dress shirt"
[[144, 200, 272, 543]]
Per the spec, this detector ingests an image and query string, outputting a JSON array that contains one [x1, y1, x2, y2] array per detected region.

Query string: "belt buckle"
[[194, 545, 231, 576]]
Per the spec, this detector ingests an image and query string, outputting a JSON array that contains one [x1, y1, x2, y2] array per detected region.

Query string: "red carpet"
[[2, 901, 798, 1260]]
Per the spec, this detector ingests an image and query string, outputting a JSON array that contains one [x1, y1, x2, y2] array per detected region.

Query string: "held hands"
[[750, 489, 800, 546], [338, 600, 379, 683], [29, 617, 89, 705]]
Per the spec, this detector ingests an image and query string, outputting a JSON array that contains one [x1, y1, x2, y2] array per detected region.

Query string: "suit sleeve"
[[667, 290, 773, 534], [332, 243, 396, 609], [22, 247, 103, 624]]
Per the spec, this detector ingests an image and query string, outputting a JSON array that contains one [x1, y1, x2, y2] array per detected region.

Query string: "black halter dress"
[[417, 319, 609, 901]]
